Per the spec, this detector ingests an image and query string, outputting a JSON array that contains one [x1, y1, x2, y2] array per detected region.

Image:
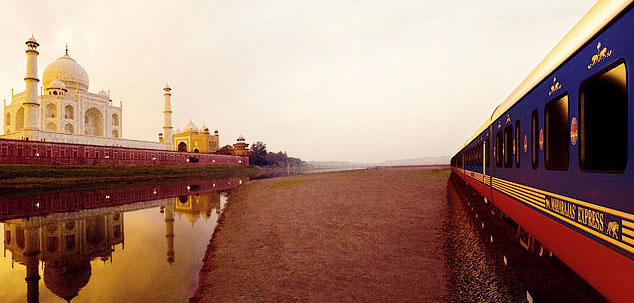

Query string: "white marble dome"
[[183, 120, 198, 133], [42, 53, 89, 92]]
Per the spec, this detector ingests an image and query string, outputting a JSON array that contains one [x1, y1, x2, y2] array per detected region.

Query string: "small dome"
[[46, 79, 67, 91], [44, 259, 91, 302], [42, 52, 89, 92], [27, 35, 38, 44], [237, 135, 245, 141], [200, 124, 210, 134], [98, 90, 108, 98], [183, 120, 198, 133]]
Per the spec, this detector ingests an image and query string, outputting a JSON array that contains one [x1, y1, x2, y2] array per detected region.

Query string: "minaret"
[[165, 199, 175, 264], [23, 35, 40, 135], [23, 218, 42, 303], [163, 84, 173, 148]]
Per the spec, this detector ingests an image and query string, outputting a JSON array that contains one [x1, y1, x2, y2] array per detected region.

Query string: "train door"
[[486, 126, 493, 201], [482, 140, 486, 176]]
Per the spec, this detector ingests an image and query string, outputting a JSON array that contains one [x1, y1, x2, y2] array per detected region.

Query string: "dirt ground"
[[192, 166, 451, 303]]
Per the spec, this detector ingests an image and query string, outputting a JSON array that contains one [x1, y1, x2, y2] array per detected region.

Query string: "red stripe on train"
[[492, 190, 634, 302]]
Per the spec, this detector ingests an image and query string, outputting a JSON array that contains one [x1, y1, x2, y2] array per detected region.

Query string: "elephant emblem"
[[607, 221, 619, 238]]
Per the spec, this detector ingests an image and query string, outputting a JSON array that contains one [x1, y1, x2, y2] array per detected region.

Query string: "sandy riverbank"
[[192, 166, 451, 302]]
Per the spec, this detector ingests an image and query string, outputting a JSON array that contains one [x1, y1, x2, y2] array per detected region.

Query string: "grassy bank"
[[0, 164, 257, 190]]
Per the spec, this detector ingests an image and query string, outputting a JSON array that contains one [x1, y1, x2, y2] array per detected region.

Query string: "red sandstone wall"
[[0, 138, 249, 166]]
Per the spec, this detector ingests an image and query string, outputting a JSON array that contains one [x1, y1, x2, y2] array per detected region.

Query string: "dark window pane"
[[504, 125, 513, 168], [531, 110, 539, 169], [485, 138, 490, 171], [496, 130, 503, 167], [545, 94, 569, 171], [580, 62, 627, 172], [515, 120, 521, 168]]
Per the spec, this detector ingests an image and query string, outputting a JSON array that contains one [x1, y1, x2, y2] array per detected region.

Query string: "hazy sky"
[[0, 0, 596, 162]]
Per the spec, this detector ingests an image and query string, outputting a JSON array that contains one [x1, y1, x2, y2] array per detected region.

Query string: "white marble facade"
[[2, 36, 170, 150]]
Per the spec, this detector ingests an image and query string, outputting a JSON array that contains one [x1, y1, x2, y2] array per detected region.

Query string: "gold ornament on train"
[[607, 221, 620, 238], [548, 77, 562, 96], [587, 41, 613, 69]]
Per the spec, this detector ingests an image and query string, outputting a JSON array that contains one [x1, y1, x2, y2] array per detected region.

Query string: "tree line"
[[217, 141, 304, 167]]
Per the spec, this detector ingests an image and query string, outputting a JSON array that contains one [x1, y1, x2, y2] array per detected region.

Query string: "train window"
[[545, 94, 569, 171], [478, 142, 482, 166], [496, 131, 503, 167], [504, 125, 513, 168], [515, 120, 520, 168], [531, 110, 539, 169], [485, 137, 490, 170], [580, 61, 627, 172]]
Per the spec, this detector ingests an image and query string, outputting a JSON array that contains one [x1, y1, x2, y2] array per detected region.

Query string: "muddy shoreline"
[[191, 166, 451, 302]]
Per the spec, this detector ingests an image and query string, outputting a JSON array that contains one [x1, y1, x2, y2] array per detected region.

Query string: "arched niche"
[[84, 107, 104, 136], [15, 107, 24, 131], [46, 122, 56, 132], [65, 105, 74, 119], [112, 113, 119, 126], [64, 123, 74, 134], [46, 103, 57, 118]]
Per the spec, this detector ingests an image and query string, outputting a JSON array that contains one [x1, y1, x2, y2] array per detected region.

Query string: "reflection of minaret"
[[23, 219, 41, 303], [165, 200, 175, 264]]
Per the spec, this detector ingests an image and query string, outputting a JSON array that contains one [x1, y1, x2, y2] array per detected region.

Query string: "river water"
[[0, 176, 250, 303]]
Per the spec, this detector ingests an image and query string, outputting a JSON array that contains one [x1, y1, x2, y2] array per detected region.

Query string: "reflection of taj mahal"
[[1, 190, 228, 302], [3, 212, 124, 302]]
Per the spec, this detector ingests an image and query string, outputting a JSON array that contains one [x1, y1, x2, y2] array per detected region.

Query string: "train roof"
[[456, 0, 632, 156]]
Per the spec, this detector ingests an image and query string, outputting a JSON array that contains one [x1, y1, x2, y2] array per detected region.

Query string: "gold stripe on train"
[[492, 180, 546, 204], [462, 169, 634, 253], [488, 175, 634, 222], [492, 180, 543, 204], [494, 178, 546, 200], [495, 186, 544, 210], [622, 227, 634, 239], [622, 220, 634, 230], [492, 181, 545, 207], [492, 183, 545, 209], [490, 177, 634, 254], [622, 235, 634, 247]]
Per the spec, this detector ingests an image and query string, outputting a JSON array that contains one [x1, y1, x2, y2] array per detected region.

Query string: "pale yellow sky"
[[0, 0, 596, 162]]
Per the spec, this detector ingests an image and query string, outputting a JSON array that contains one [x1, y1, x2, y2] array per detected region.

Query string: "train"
[[450, 1, 634, 301]]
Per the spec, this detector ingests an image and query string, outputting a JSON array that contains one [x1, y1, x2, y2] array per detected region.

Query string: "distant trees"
[[249, 141, 304, 167], [216, 145, 234, 155]]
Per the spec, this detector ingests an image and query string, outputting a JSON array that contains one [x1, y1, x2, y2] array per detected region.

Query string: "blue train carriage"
[[451, 1, 634, 301]]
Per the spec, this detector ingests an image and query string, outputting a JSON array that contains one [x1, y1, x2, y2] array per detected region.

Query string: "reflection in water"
[[0, 177, 247, 303], [5, 212, 123, 302]]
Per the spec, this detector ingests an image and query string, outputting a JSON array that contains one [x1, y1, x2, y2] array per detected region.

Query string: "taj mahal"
[[2, 35, 231, 153]]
